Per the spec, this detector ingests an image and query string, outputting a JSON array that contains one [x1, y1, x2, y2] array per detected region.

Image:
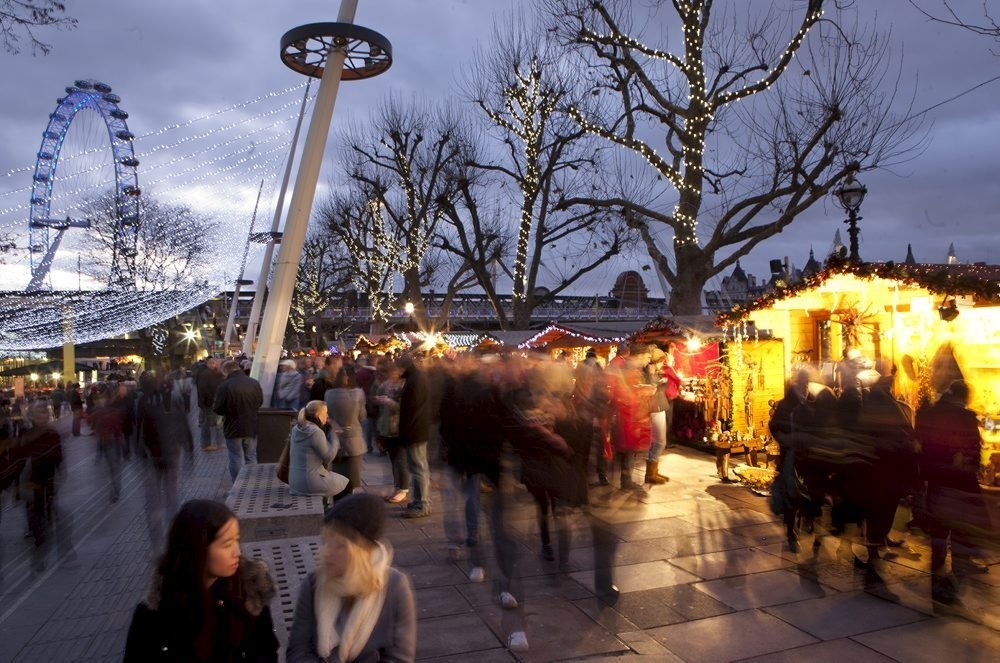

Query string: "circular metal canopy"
[[280, 22, 392, 80]]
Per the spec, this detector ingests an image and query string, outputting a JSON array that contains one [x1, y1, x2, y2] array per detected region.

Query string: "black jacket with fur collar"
[[123, 558, 279, 663]]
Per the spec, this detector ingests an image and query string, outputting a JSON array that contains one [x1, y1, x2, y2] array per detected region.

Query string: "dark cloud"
[[1, 0, 997, 297]]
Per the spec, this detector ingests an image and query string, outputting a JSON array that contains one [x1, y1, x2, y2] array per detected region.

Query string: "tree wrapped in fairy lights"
[[440, 17, 627, 329], [546, 0, 924, 315], [333, 98, 461, 331], [319, 192, 400, 333], [288, 230, 352, 348]]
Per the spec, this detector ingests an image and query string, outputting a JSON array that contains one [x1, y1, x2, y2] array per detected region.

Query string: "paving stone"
[[616, 629, 682, 658], [570, 560, 700, 594], [764, 591, 928, 640], [647, 609, 817, 662], [476, 598, 630, 662], [565, 538, 672, 572], [660, 529, 754, 558], [571, 597, 640, 633], [694, 568, 829, 611], [670, 546, 793, 580], [608, 584, 733, 627], [740, 637, 897, 662], [456, 573, 592, 607], [852, 616, 1000, 663], [608, 516, 705, 541], [588, 591, 685, 630], [415, 612, 502, 659], [677, 507, 778, 531], [419, 648, 515, 662], [414, 585, 474, 620], [404, 562, 475, 589]]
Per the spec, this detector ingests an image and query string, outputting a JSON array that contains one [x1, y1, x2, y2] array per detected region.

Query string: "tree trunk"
[[669, 245, 711, 316], [512, 297, 533, 330]]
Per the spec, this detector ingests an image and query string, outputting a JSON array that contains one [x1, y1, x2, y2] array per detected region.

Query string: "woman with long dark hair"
[[123, 499, 279, 662]]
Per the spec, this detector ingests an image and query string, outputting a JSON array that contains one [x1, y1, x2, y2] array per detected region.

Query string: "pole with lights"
[[250, 0, 392, 405], [833, 164, 867, 263]]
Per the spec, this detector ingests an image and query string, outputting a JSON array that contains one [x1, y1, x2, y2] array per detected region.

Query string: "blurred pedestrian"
[[124, 499, 279, 662], [88, 385, 123, 503], [213, 359, 263, 481], [915, 379, 992, 610], [325, 367, 366, 498], [274, 359, 303, 410], [194, 358, 224, 452], [398, 356, 431, 517], [286, 493, 416, 662], [136, 373, 185, 551]]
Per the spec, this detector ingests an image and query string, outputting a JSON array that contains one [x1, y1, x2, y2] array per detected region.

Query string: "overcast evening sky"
[[0, 0, 998, 299]]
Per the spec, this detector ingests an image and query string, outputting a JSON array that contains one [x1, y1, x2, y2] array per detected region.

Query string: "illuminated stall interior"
[[719, 259, 1000, 483]]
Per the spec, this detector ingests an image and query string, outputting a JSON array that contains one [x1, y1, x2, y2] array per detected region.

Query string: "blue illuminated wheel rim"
[[29, 79, 141, 289]]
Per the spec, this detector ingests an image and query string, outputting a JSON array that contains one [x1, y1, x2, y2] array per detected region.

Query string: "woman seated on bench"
[[289, 400, 349, 503]]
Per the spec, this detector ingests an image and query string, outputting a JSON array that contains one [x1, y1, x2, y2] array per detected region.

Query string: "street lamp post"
[[404, 301, 415, 331], [833, 166, 867, 263]]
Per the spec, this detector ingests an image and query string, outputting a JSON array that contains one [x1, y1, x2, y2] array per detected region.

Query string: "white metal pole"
[[251, 0, 358, 404], [243, 81, 312, 357]]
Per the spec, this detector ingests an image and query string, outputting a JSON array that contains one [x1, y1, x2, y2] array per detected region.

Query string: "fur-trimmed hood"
[[145, 557, 276, 617]]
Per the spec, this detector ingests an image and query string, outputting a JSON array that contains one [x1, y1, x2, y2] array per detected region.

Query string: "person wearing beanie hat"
[[286, 493, 416, 662]]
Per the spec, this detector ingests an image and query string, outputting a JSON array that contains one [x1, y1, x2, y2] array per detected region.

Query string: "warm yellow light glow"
[[686, 336, 702, 352], [404, 301, 415, 315], [52, 372, 61, 381], [183, 330, 197, 341], [29, 373, 39, 382]]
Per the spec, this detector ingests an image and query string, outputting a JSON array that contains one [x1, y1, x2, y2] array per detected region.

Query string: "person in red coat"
[[607, 345, 653, 489]]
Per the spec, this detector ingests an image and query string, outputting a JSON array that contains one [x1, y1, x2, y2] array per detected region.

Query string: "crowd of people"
[[2, 342, 995, 659], [768, 361, 993, 612]]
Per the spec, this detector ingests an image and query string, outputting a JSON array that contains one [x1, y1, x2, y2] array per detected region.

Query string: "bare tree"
[[80, 190, 217, 290], [547, 0, 923, 314], [287, 229, 352, 348], [339, 98, 463, 329], [318, 192, 400, 334], [910, 0, 1000, 47], [448, 16, 627, 329], [1, 0, 76, 55]]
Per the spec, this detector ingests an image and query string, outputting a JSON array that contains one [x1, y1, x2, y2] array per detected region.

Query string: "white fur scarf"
[[315, 542, 392, 662]]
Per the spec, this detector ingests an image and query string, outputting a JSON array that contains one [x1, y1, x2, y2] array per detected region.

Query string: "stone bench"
[[226, 463, 325, 542], [244, 536, 320, 645]]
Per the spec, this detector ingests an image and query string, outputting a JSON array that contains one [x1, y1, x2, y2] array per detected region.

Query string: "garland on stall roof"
[[716, 255, 1000, 327]]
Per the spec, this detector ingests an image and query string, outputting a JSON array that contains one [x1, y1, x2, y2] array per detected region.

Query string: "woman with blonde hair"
[[288, 400, 349, 500], [286, 493, 416, 662]]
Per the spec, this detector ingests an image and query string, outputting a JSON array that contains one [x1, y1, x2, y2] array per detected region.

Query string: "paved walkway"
[[1, 412, 998, 662]]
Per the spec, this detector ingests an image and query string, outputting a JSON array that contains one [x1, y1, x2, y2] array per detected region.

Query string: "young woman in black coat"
[[123, 499, 279, 662]]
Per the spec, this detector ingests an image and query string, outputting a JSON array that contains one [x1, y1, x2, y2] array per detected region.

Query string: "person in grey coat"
[[325, 367, 367, 499], [286, 493, 416, 663], [288, 401, 349, 500]]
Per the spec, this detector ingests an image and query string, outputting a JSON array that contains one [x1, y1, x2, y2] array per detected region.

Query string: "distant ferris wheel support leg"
[[251, 0, 392, 404]]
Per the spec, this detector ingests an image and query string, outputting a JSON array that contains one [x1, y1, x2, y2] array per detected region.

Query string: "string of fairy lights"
[[478, 56, 557, 303], [0, 82, 316, 350], [569, 0, 824, 249]]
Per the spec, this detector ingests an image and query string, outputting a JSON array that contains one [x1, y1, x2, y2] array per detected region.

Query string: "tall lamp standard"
[[404, 301, 415, 331], [833, 166, 867, 263]]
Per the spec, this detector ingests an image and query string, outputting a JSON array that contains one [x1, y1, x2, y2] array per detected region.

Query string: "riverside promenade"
[[1, 409, 997, 662]]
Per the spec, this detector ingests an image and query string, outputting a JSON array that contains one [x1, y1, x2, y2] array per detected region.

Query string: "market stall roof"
[[717, 256, 1000, 326], [519, 321, 640, 349], [0, 360, 95, 377], [488, 330, 539, 349], [630, 315, 726, 345], [352, 334, 411, 354]]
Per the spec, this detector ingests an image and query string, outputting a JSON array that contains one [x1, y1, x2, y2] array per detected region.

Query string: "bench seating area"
[[244, 536, 321, 645], [226, 463, 325, 542]]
